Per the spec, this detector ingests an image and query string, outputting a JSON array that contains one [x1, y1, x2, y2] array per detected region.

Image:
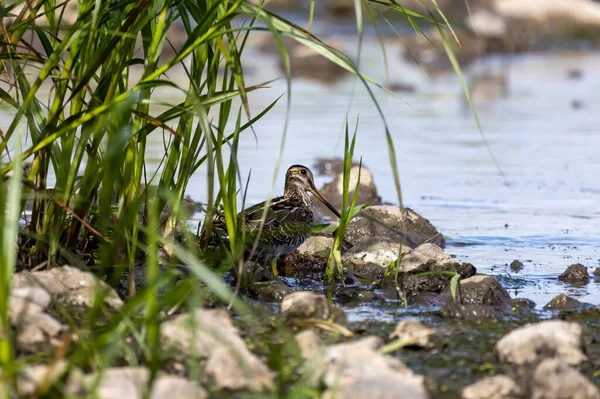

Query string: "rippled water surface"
[[3, 31, 600, 315]]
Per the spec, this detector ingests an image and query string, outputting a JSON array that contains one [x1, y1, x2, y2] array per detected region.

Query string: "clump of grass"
[[326, 119, 362, 283]]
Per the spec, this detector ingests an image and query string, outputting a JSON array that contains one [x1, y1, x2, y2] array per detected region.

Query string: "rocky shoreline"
[[6, 163, 600, 398]]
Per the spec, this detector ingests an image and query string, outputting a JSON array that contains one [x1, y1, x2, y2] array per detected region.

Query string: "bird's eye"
[[300, 169, 307, 175]]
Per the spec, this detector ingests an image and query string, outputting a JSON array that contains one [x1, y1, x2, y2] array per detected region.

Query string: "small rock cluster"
[[464, 320, 599, 399]]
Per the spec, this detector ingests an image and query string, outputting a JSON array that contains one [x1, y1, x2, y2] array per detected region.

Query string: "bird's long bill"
[[310, 188, 342, 219]]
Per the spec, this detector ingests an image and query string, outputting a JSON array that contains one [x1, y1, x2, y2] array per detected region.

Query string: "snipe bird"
[[208, 165, 341, 275]]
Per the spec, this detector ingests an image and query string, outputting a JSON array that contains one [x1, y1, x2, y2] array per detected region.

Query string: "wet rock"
[[389, 320, 436, 349], [342, 236, 404, 281], [12, 266, 123, 314], [295, 329, 322, 359], [280, 292, 346, 325], [161, 309, 274, 392], [532, 359, 600, 399], [544, 294, 582, 310], [316, 166, 381, 219], [342, 239, 472, 286], [442, 303, 503, 321], [253, 280, 292, 302], [593, 267, 600, 277], [308, 337, 428, 399], [462, 375, 521, 399], [67, 367, 207, 399], [509, 259, 523, 272], [335, 286, 379, 303], [7, 361, 68, 397], [344, 206, 444, 249], [510, 298, 535, 309], [496, 320, 587, 368], [281, 235, 333, 279], [559, 263, 590, 285], [438, 275, 511, 307], [400, 247, 476, 296]]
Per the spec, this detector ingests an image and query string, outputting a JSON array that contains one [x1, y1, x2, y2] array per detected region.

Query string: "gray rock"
[[309, 337, 428, 399], [253, 280, 292, 302], [281, 235, 333, 279], [496, 320, 587, 368], [9, 287, 51, 324], [161, 309, 274, 392], [8, 361, 68, 397], [593, 267, 600, 277], [12, 266, 123, 313], [559, 264, 590, 285], [543, 294, 582, 310], [389, 320, 436, 349], [509, 259, 523, 272], [342, 239, 473, 287], [341, 236, 406, 281], [344, 206, 444, 249], [16, 312, 66, 354], [438, 275, 511, 307], [295, 329, 322, 359], [315, 166, 381, 219], [67, 367, 207, 399], [532, 359, 600, 399], [280, 292, 346, 325], [462, 375, 521, 399]]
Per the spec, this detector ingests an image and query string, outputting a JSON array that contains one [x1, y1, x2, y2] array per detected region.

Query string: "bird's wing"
[[241, 196, 292, 233]]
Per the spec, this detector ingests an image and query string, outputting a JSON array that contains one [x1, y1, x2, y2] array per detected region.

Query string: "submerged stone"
[[558, 263, 590, 285], [344, 206, 444, 249], [160, 309, 274, 392]]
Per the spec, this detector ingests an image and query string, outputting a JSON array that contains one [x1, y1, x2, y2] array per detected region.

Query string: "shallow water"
[[211, 35, 600, 314], [2, 29, 600, 316]]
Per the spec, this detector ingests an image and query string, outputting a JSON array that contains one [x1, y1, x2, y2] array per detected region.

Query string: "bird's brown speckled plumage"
[[208, 165, 341, 263]]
